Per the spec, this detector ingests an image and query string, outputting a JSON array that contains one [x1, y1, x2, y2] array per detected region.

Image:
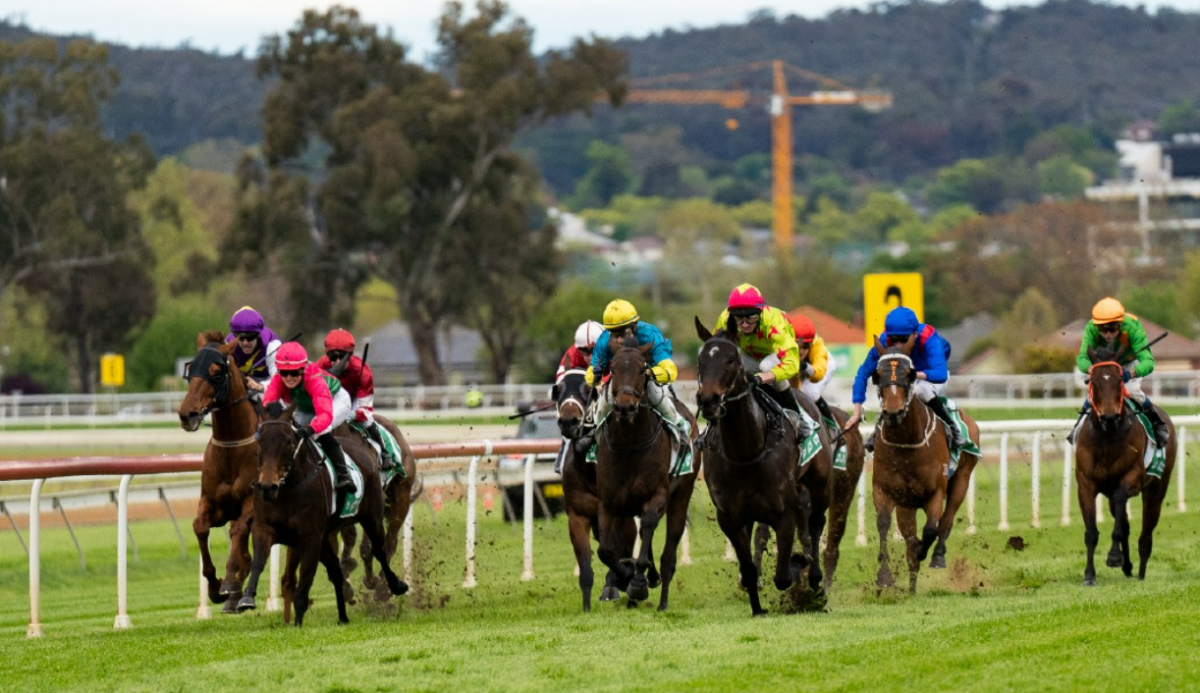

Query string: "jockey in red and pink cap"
[[315, 329, 394, 470], [263, 342, 355, 490]]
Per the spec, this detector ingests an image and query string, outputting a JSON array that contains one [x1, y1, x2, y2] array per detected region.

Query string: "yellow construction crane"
[[615, 61, 892, 250]]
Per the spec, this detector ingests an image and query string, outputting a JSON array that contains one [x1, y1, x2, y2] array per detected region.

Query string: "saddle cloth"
[[1066, 399, 1165, 479], [350, 421, 407, 483], [939, 396, 980, 478], [314, 448, 365, 519], [584, 408, 695, 477]]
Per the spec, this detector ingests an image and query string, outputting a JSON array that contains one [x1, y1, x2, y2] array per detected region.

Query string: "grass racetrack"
[[5, 451, 1200, 693]]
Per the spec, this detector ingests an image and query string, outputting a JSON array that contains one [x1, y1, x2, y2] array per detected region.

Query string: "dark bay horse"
[[817, 403, 866, 589], [695, 321, 821, 615], [595, 338, 698, 611], [869, 335, 981, 593], [237, 406, 407, 626], [177, 331, 259, 612], [335, 415, 419, 602], [1076, 346, 1176, 585], [555, 368, 636, 611]]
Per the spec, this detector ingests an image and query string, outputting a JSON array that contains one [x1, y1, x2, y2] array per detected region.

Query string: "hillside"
[[6, 0, 1200, 188]]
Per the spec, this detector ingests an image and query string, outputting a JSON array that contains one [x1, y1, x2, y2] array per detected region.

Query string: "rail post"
[[998, 432, 1010, 531], [855, 470, 868, 546], [1061, 440, 1072, 526], [521, 453, 535, 581], [463, 441, 489, 588], [1178, 426, 1187, 513], [966, 466, 977, 535], [196, 555, 211, 619], [267, 545, 281, 612], [114, 474, 132, 630], [1030, 432, 1041, 528], [27, 478, 44, 638]]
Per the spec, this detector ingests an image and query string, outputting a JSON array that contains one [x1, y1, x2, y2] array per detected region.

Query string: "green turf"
[[4, 463, 1200, 693]]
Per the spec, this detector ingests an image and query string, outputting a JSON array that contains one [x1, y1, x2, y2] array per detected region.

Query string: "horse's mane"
[[620, 335, 641, 349], [198, 330, 227, 349]]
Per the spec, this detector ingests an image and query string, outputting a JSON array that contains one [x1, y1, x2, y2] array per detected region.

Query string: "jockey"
[[556, 320, 603, 385], [263, 342, 355, 491], [846, 306, 965, 453], [789, 313, 837, 425], [1069, 297, 1169, 448], [577, 299, 688, 450], [713, 283, 812, 437], [314, 328, 394, 471], [224, 306, 282, 393]]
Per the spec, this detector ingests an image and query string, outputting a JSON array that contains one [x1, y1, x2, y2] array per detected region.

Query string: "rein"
[[698, 340, 784, 466], [604, 355, 663, 454], [874, 352, 933, 449]]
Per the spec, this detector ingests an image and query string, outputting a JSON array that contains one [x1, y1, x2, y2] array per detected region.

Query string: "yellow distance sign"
[[101, 353, 125, 387], [863, 273, 924, 346]]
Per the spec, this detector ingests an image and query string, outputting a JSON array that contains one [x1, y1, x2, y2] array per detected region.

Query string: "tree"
[[515, 279, 622, 382], [127, 296, 228, 390], [568, 140, 634, 209], [994, 287, 1059, 363], [0, 37, 157, 391], [241, 3, 626, 384], [1036, 155, 1092, 199], [655, 198, 742, 320]]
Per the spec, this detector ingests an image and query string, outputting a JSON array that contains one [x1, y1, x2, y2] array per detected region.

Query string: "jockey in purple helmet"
[[845, 306, 966, 453], [224, 306, 282, 393]]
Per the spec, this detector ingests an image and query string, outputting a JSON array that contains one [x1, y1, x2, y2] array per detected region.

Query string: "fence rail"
[[3, 416, 1198, 637]]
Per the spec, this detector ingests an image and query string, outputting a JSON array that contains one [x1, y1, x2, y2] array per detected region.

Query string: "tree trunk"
[[75, 327, 92, 394], [406, 300, 446, 386]]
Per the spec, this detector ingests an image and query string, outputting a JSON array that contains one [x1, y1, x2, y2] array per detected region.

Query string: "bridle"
[[697, 337, 784, 464], [876, 352, 918, 420], [604, 347, 664, 453], [186, 344, 253, 421], [696, 339, 752, 421], [556, 369, 590, 421], [1086, 360, 1129, 429], [255, 419, 311, 489]]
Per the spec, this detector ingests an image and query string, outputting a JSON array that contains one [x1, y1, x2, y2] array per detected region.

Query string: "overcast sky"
[[9, 1, 1200, 62]]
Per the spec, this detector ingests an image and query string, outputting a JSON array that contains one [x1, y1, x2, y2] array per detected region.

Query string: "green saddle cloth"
[[1129, 400, 1167, 479], [938, 396, 980, 479], [823, 416, 849, 472], [584, 410, 695, 477], [315, 448, 365, 519], [349, 421, 407, 483]]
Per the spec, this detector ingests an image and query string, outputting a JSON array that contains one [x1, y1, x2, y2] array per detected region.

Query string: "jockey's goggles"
[[279, 368, 304, 378], [235, 332, 259, 342], [1097, 323, 1120, 334], [885, 333, 913, 345], [326, 350, 350, 362]]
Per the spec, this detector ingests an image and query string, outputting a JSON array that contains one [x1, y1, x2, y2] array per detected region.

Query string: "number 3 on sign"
[[863, 273, 923, 347]]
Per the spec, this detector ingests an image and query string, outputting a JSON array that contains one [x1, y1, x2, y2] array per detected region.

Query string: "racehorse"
[[236, 404, 407, 625], [554, 369, 637, 611], [869, 334, 981, 593], [335, 415, 419, 602], [594, 337, 698, 611], [1075, 345, 1176, 585], [177, 331, 259, 612], [815, 403, 866, 589]]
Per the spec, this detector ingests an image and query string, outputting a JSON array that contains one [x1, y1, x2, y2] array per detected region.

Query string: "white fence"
[[4, 416, 1199, 637]]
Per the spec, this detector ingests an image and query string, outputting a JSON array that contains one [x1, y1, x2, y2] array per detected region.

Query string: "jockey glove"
[[298, 424, 316, 439], [751, 373, 765, 386], [1122, 369, 1132, 382], [802, 362, 815, 378]]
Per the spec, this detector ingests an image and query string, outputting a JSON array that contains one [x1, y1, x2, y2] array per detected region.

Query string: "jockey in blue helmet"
[[845, 306, 965, 452]]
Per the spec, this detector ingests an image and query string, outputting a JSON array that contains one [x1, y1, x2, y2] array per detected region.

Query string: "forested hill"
[[7, 0, 1200, 185]]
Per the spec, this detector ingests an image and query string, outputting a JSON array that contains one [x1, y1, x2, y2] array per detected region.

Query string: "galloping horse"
[[820, 406, 866, 589], [695, 321, 830, 615], [1075, 345, 1176, 585], [177, 331, 259, 612], [869, 335, 981, 593], [555, 369, 636, 611], [335, 415, 419, 602], [237, 405, 407, 625], [595, 338, 698, 611]]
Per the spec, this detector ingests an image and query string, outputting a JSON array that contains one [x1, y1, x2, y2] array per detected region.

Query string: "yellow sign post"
[[101, 353, 125, 388], [863, 273, 924, 346]]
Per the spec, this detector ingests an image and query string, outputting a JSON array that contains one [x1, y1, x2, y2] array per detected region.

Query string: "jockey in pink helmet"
[[262, 342, 355, 490]]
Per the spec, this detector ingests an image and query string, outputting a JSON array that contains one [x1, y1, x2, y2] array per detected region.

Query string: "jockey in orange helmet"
[[713, 283, 813, 438], [788, 313, 837, 424], [263, 342, 355, 490], [1068, 297, 1168, 448], [314, 328, 393, 471]]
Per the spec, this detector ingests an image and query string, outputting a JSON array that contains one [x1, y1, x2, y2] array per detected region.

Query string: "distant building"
[[940, 312, 999, 374], [361, 321, 488, 386], [785, 305, 867, 376]]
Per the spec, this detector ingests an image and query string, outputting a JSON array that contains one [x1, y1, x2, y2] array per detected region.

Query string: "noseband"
[[187, 344, 251, 419], [255, 419, 310, 488], [556, 370, 590, 420]]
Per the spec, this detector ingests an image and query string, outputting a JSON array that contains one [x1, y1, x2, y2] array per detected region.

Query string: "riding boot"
[[365, 421, 395, 470], [925, 396, 966, 452], [815, 396, 835, 426], [787, 389, 814, 441], [1141, 398, 1171, 449], [1066, 401, 1091, 446], [317, 433, 356, 491]]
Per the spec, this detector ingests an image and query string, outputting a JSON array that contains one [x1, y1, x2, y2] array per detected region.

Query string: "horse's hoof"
[[929, 554, 947, 569], [752, 608, 769, 617], [236, 595, 257, 612], [1106, 554, 1123, 569], [647, 571, 661, 589], [388, 577, 409, 596], [599, 585, 621, 602], [1082, 577, 1097, 587], [627, 577, 649, 602], [221, 597, 241, 614], [209, 591, 229, 605], [218, 579, 240, 596]]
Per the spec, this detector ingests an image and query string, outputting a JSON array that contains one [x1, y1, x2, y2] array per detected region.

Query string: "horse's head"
[[609, 336, 653, 423], [255, 401, 303, 500], [694, 316, 748, 421], [555, 369, 592, 439], [178, 331, 245, 431], [1087, 344, 1129, 431], [873, 334, 918, 426]]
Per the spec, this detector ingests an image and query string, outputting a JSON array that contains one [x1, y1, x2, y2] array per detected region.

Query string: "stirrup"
[[380, 454, 395, 471], [334, 474, 355, 491]]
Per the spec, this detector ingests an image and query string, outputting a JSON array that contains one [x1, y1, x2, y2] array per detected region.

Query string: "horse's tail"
[[408, 474, 425, 504]]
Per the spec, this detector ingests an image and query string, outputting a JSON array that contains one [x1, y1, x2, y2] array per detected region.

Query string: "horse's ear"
[[195, 332, 208, 349], [695, 316, 713, 342], [873, 335, 887, 353], [282, 399, 298, 422], [1086, 346, 1097, 363], [901, 333, 917, 356], [1113, 344, 1128, 364]]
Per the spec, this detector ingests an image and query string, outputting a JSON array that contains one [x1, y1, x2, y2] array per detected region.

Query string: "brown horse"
[[336, 415, 419, 601], [695, 322, 820, 615], [177, 332, 259, 612], [237, 406, 407, 625], [869, 335, 981, 593], [1075, 346, 1176, 585], [555, 368, 637, 611], [818, 405, 866, 589], [595, 337, 698, 611]]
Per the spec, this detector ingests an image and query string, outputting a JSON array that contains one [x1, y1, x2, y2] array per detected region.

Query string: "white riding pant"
[[740, 352, 790, 392], [799, 358, 836, 402], [912, 379, 946, 404], [294, 388, 353, 436], [351, 396, 377, 425]]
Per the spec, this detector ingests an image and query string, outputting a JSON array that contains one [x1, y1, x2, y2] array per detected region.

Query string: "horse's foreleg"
[[566, 510, 595, 612], [339, 524, 359, 584], [896, 507, 921, 594], [382, 480, 410, 586], [1138, 479, 1169, 580], [235, 523, 274, 612], [628, 500, 665, 603], [915, 489, 942, 564], [220, 497, 253, 600], [803, 482, 830, 593], [282, 546, 299, 624], [320, 534, 350, 625], [932, 463, 974, 568], [772, 500, 800, 593], [1077, 480, 1100, 586], [873, 488, 896, 589], [1107, 487, 1134, 577], [192, 499, 226, 604], [752, 523, 771, 584], [596, 509, 633, 591], [362, 512, 408, 598], [823, 472, 855, 592], [291, 542, 323, 627], [720, 513, 766, 616]]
